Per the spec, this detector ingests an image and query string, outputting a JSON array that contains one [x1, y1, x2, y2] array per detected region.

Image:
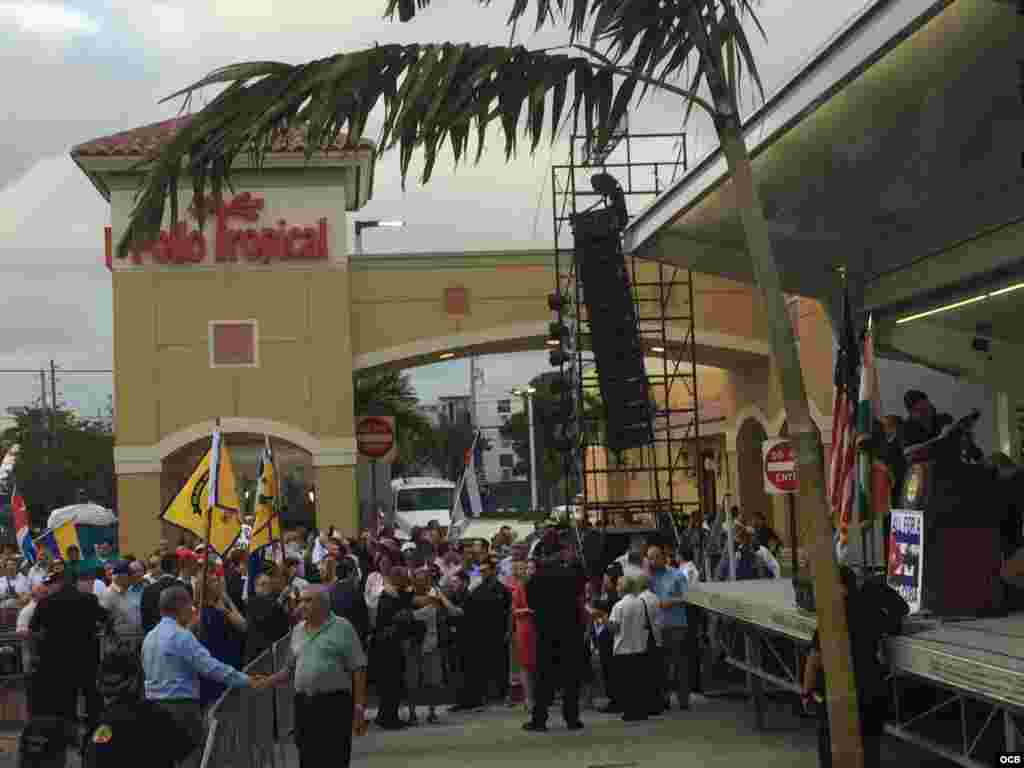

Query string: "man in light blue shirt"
[[142, 585, 262, 766], [647, 544, 691, 711]]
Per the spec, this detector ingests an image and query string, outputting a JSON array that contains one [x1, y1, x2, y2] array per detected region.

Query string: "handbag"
[[640, 600, 658, 655]]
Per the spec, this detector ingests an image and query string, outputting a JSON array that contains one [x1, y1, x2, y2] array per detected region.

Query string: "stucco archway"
[[155, 418, 321, 461], [736, 417, 771, 526], [160, 431, 317, 544]]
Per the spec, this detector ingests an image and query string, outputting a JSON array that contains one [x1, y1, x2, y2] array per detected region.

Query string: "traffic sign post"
[[357, 416, 396, 531], [763, 438, 797, 495], [763, 437, 799, 578], [356, 416, 396, 463]]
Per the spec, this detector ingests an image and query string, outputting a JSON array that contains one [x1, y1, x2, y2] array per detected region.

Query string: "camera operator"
[[801, 566, 907, 768]]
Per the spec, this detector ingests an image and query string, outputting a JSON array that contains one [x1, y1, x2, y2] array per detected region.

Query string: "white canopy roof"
[[47, 503, 117, 529]]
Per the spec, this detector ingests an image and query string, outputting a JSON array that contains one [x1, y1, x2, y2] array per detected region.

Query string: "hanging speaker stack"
[[571, 206, 653, 452]]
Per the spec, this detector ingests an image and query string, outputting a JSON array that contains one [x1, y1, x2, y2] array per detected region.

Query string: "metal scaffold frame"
[[549, 125, 709, 549]]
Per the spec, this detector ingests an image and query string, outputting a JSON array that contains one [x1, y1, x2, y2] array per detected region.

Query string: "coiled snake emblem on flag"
[[190, 471, 210, 517]]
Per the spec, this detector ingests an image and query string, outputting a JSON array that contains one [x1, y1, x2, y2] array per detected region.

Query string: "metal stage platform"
[[687, 579, 1023, 767]]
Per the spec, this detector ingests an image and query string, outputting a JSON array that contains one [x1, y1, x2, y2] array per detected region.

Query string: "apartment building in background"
[[417, 389, 527, 486], [475, 391, 527, 485]]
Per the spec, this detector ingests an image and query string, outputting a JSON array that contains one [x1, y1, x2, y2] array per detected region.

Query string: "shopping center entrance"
[[73, 121, 837, 557]]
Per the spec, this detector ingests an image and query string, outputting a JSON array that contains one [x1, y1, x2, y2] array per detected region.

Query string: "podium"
[[897, 456, 1005, 617]]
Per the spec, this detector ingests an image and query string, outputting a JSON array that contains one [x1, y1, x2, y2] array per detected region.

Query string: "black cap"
[[605, 562, 623, 579]]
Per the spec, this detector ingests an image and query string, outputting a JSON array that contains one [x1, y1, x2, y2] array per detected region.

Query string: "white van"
[[390, 477, 456, 540]]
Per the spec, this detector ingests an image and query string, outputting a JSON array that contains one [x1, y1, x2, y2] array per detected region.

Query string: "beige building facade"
[[75, 117, 837, 557]]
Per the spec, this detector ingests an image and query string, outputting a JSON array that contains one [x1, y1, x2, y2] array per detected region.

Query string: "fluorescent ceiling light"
[[439, 352, 455, 359], [986, 281, 1024, 298], [651, 346, 665, 353], [896, 280, 1024, 325], [546, 339, 560, 346]]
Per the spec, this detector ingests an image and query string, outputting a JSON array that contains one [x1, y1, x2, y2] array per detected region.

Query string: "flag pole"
[[269, 435, 284, 563], [197, 419, 219, 636]]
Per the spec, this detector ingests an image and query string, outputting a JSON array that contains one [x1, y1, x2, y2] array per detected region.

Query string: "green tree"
[[417, 415, 492, 482], [500, 371, 601, 507], [354, 370, 434, 469], [1, 406, 115, 527], [123, 0, 862, 760]]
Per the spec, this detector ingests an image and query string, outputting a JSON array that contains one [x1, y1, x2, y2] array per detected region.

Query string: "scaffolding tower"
[[550, 126, 706, 554]]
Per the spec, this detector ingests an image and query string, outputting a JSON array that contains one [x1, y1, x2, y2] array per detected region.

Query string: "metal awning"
[[621, 0, 1024, 387]]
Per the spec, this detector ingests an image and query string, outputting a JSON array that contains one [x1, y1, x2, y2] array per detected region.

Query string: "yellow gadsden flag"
[[249, 436, 281, 552], [162, 429, 242, 556]]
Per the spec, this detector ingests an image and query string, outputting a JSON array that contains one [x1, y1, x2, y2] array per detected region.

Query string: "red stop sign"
[[356, 416, 395, 460], [763, 439, 797, 494]]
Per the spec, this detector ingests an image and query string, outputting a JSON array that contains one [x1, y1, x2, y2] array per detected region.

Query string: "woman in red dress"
[[511, 559, 537, 713]]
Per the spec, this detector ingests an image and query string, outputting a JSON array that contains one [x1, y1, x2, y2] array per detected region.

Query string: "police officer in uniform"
[[523, 551, 585, 732], [86, 647, 193, 768]]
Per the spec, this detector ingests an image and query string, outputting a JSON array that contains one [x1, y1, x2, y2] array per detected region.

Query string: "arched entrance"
[[736, 417, 770, 526], [160, 434, 315, 546]]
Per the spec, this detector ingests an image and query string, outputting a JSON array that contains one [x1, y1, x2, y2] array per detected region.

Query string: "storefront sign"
[[763, 438, 797, 494], [887, 509, 924, 614], [120, 193, 329, 266]]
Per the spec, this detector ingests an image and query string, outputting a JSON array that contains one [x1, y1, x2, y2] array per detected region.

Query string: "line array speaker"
[[571, 208, 653, 452]]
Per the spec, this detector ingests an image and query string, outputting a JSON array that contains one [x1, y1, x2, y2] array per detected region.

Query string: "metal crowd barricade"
[[272, 638, 294, 742], [200, 639, 295, 768], [0, 629, 148, 725]]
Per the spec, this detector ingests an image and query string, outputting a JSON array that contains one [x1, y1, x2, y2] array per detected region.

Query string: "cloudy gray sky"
[[0, 0, 862, 417]]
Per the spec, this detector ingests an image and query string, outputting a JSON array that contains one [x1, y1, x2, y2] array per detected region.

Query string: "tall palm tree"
[[354, 371, 433, 467], [120, 2, 862, 761]]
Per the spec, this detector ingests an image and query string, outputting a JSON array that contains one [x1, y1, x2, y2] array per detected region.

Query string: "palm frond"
[[386, 0, 593, 41], [118, 43, 639, 258], [393, 0, 768, 117]]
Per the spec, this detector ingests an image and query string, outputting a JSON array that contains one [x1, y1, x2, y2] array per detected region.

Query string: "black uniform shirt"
[[811, 595, 893, 706], [30, 583, 108, 670], [86, 699, 195, 768]]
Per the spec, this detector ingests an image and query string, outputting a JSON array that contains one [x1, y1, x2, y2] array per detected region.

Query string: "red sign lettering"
[[124, 193, 328, 265]]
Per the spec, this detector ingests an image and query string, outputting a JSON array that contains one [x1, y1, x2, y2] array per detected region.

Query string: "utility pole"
[[469, 357, 478, 429], [526, 393, 538, 511], [49, 360, 58, 449], [39, 370, 48, 411]]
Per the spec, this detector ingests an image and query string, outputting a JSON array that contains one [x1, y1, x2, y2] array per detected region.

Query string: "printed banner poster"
[[887, 509, 924, 614]]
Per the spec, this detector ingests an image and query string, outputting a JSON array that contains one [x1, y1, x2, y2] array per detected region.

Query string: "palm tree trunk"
[[717, 123, 865, 768]]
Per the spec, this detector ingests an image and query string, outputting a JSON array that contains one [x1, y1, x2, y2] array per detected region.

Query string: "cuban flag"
[[450, 433, 483, 540], [12, 487, 35, 564]]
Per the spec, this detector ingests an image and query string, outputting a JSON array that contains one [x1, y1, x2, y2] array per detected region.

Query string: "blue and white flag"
[[209, 428, 224, 510], [450, 433, 483, 539]]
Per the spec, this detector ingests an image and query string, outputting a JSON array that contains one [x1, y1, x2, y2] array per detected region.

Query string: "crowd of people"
[[4, 504, 805, 767], [10, 386, 1024, 768]]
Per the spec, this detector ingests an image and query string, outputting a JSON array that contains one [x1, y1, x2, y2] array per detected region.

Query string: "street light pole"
[[513, 387, 539, 512], [353, 219, 404, 527], [526, 393, 538, 512], [354, 219, 405, 257]]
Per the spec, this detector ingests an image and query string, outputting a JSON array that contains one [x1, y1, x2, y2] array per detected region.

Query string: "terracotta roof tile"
[[71, 115, 375, 158]]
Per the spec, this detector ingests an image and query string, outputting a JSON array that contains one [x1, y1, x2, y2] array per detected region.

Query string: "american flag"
[[829, 290, 860, 545]]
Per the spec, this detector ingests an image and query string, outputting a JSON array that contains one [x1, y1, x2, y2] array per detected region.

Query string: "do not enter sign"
[[763, 438, 797, 494], [356, 416, 396, 463]]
